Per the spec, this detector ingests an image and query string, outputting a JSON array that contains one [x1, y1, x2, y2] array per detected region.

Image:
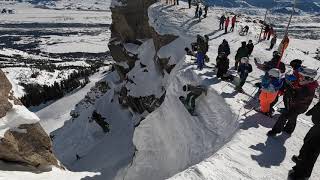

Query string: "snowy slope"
[[147, 2, 320, 180]]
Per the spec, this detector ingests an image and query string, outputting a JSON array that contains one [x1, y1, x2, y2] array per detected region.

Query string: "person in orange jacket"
[[259, 68, 284, 116], [230, 15, 236, 32]]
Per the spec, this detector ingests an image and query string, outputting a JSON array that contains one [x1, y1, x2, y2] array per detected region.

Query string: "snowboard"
[[179, 96, 197, 116]]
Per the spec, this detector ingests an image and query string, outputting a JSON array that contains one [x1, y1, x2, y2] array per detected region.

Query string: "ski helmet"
[[241, 57, 249, 63], [268, 68, 281, 78], [298, 68, 317, 79], [273, 51, 280, 57]]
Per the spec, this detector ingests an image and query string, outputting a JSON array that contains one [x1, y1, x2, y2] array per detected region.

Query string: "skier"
[[175, 0, 179, 5], [224, 17, 230, 34], [269, 34, 277, 50], [235, 57, 253, 92], [246, 40, 254, 56], [218, 39, 230, 57], [188, 0, 191, 8], [255, 51, 286, 73], [267, 68, 319, 136], [198, 7, 203, 22], [230, 15, 236, 32], [204, 5, 208, 18], [235, 41, 249, 70], [76, 154, 81, 160], [289, 102, 320, 180], [216, 52, 229, 80], [181, 84, 207, 114], [219, 15, 226, 30], [258, 68, 283, 116]]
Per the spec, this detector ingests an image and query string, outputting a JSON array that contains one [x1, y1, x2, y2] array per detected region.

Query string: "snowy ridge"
[[0, 100, 39, 137], [146, 2, 320, 180]]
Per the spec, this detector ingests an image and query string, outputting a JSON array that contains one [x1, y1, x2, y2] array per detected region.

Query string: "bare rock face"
[[110, 0, 157, 41], [0, 69, 60, 170], [0, 70, 12, 118]]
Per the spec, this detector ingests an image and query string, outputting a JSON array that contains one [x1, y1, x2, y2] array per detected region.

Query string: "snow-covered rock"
[[0, 69, 60, 169]]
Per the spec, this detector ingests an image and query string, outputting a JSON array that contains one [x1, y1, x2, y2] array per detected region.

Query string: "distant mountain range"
[[204, 0, 320, 13]]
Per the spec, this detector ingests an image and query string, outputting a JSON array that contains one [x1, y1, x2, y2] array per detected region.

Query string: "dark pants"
[[188, 0, 191, 8], [185, 93, 201, 109], [292, 138, 320, 178], [270, 43, 275, 49], [234, 59, 240, 70], [217, 67, 228, 79], [219, 22, 224, 30], [237, 76, 248, 89], [230, 23, 235, 32], [225, 26, 228, 34], [271, 110, 302, 134]]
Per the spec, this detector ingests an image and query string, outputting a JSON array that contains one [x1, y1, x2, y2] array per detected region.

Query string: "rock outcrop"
[[109, 0, 178, 115], [0, 69, 60, 170]]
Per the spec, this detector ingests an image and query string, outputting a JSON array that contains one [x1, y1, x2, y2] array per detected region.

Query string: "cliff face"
[[109, 0, 177, 116], [0, 69, 60, 170]]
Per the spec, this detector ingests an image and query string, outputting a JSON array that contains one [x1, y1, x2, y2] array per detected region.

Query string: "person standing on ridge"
[[258, 68, 283, 116], [198, 7, 203, 22], [235, 57, 253, 92], [204, 5, 208, 18], [219, 15, 226, 30], [246, 40, 254, 56], [289, 102, 320, 180], [224, 17, 230, 34], [216, 52, 230, 80], [267, 68, 319, 136], [235, 41, 249, 70], [269, 34, 277, 50], [230, 15, 236, 32], [218, 39, 230, 57]]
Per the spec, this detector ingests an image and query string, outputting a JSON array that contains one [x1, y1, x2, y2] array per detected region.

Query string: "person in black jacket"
[[235, 41, 249, 70], [289, 102, 320, 180], [246, 40, 254, 56], [255, 51, 286, 73], [218, 39, 230, 57], [216, 52, 229, 79], [219, 15, 226, 30], [181, 84, 207, 113], [268, 68, 319, 136]]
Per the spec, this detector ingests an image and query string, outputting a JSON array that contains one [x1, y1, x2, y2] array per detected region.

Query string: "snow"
[[147, 2, 320, 180], [36, 67, 110, 133], [0, 166, 98, 180], [124, 59, 238, 180], [126, 39, 164, 98], [40, 33, 109, 54], [0, 101, 39, 137], [52, 71, 135, 180], [0, 2, 110, 24]]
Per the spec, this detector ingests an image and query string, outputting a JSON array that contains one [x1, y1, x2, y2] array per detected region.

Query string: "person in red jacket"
[[224, 17, 230, 34], [230, 15, 236, 32]]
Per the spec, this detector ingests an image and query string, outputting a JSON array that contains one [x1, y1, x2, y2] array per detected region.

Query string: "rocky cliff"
[[109, 0, 178, 116], [0, 69, 60, 170]]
